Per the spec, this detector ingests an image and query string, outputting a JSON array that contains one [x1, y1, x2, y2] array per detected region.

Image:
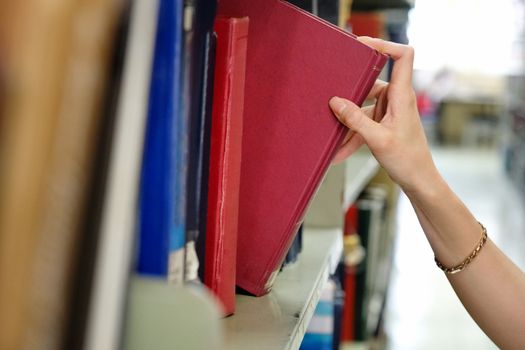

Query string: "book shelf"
[[0, 1, 401, 348], [122, 151, 379, 350], [224, 228, 343, 350]]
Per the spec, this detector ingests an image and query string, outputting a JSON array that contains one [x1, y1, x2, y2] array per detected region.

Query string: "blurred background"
[[383, 1, 525, 349]]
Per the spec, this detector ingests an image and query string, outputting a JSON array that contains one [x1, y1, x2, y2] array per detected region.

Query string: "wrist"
[[401, 162, 446, 201]]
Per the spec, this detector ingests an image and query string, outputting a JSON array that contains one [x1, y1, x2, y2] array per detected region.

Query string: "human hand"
[[329, 37, 440, 194]]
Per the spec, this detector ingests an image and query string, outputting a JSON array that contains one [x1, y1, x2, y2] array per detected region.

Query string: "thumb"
[[329, 97, 383, 144]]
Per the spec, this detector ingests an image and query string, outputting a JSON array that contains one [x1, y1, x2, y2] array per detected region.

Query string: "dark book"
[[318, 0, 340, 25], [332, 273, 345, 350], [181, 0, 218, 283], [351, 0, 412, 12], [353, 196, 384, 341], [203, 16, 249, 316], [193, 31, 217, 281], [287, 0, 316, 13], [283, 224, 304, 267]]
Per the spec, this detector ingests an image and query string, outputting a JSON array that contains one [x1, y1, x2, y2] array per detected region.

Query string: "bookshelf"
[[0, 1, 401, 349], [121, 228, 343, 350], [224, 228, 343, 350]]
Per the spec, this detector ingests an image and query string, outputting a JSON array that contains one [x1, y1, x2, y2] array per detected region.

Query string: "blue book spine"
[[301, 280, 336, 350], [137, 0, 185, 277]]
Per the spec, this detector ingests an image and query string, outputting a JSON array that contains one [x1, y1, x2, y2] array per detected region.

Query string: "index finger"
[[358, 36, 414, 88]]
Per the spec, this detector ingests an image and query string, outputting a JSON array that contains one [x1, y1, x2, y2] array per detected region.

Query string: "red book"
[[348, 11, 386, 38], [218, 0, 388, 296], [341, 204, 359, 341], [204, 16, 249, 316], [342, 265, 357, 341]]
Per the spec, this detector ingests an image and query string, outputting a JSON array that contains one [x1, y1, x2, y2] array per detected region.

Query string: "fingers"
[[333, 133, 365, 164], [329, 96, 385, 144], [357, 36, 414, 88], [367, 80, 388, 100]]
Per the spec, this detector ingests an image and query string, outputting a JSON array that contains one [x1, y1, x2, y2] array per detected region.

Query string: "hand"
[[329, 37, 439, 194]]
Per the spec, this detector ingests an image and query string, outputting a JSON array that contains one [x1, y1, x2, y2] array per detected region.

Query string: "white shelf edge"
[[223, 228, 343, 350]]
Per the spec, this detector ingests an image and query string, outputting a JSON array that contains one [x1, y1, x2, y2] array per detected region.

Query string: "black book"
[[354, 196, 384, 341], [182, 0, 218, 282], [318, 0, 339, 25], [283, 224, 304, 267]]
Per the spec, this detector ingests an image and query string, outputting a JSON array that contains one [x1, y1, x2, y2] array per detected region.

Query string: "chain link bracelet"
[[435, 222, 488, 275]]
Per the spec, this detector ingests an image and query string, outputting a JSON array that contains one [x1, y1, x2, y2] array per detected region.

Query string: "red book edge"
[[341, 203, 359, 341], [204, 16, 249, 317]]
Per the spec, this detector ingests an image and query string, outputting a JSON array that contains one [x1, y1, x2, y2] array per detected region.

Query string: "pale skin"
[[329, 36, 525, 349]]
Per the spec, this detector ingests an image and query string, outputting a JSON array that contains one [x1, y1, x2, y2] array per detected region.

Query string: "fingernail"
[[329, 97, 347, 115]]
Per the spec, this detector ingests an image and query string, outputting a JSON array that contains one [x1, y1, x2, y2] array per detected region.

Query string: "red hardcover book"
[[218, 0, 388, 296], [204, 16, 249, 316], [341, 204, 359, 341]]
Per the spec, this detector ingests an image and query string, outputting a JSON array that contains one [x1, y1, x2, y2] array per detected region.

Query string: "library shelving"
[[0, 1, 403, 349]]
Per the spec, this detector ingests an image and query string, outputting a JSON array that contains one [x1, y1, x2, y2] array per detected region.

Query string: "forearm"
[[406, 173, 525, 349], [329, 37, 525, 348]]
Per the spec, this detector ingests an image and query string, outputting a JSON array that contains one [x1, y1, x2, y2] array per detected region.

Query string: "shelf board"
[[223, 228, 343, 350], [343, 147, 379, 209], [124, 278, 223, 350]]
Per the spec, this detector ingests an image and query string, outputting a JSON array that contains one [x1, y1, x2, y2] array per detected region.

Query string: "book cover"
[[218, 0, 388, 296], [137, 0, 185, 279], [203, 16, 249, 317]]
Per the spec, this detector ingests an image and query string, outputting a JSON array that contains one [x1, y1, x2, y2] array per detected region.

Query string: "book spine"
[[84, 0, 159, 348], [204, 16, 248, 316], [355, 51, 388, 106], [182, 0, 217, 283], [194, 30, 217, 282], [138, 0, 184, 278]]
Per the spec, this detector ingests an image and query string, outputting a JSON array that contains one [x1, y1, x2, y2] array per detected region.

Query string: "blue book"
[[300, 280, 336, 350], [137, 0, 186, 278]]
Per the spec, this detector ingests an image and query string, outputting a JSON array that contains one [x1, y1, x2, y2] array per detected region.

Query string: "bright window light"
[[408, 0, 524, 75]]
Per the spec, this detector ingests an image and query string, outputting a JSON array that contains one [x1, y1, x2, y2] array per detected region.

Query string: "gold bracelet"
[[435, 222, 488, 275]]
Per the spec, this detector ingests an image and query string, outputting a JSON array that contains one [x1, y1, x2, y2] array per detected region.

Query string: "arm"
[[329, 36, 525, 350]]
